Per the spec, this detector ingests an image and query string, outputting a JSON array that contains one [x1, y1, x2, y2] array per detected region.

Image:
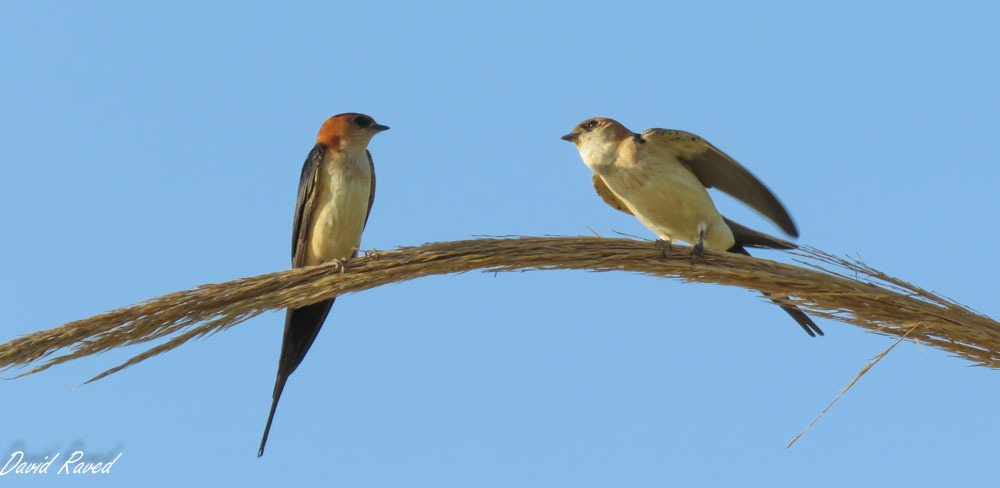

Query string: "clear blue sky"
[[2, 1, 998, 486]]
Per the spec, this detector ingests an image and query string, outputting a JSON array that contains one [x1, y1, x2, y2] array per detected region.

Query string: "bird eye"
[[584, 120, 599, 130], [353, 116, 371, 128]]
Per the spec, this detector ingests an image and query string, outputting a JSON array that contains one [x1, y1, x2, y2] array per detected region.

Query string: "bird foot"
[[654, 239, 672, 258], [329, 258, 348, 273], [690, 241, 705, 265], [690, 229, 706, 265]]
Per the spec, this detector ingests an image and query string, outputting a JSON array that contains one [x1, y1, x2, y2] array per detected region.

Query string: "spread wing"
[[592, 173, 633, 215], [641, 128, 798, 237], [290, 144, 326, 268]]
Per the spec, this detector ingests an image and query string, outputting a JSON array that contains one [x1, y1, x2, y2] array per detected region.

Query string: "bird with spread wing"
[[562, 117, 822, 337]]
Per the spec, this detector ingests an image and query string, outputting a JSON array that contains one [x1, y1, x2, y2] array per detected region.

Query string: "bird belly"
[[609, 166, 734, 250], [305, 164, 371, 266]]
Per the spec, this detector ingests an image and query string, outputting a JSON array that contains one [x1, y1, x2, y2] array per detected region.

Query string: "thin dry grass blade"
[[1, 236, 997, 383], [785, 325, 918, 448]]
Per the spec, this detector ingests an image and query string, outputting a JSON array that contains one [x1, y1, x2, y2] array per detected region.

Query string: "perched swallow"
[[562, 117, 822, 337], [258, 113, 388, 456]]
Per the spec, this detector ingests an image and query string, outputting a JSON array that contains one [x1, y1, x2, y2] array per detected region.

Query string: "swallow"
[[562, 117, 822, 337], [258, 113, 388, 456]]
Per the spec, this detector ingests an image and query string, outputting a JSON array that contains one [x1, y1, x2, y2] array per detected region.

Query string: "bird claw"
[[690, 230, 706, 265], [690, 241, 705, 265], [689, 245, 704, 264], [329, 258, 348, 273], [654, 239, 672, 258]]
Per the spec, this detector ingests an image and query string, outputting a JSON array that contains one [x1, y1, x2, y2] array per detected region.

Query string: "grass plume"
[[1, 236, 997, 385]]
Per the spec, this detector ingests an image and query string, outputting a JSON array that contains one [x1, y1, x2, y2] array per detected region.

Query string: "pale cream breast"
[[603, 141, 735, 250], [304, 150, 372, 266]]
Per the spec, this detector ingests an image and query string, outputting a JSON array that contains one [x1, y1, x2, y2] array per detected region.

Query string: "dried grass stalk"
[[785, 326, 916, 448], [1, 236, 998, 384]]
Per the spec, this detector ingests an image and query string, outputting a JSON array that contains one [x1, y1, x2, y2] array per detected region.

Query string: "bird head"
[[561, 117, 633, 170], [316, 113, 389, 150]]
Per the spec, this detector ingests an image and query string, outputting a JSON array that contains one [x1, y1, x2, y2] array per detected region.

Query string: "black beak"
[[561, 132, 579, 142], [373, 124, 390, 132]]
